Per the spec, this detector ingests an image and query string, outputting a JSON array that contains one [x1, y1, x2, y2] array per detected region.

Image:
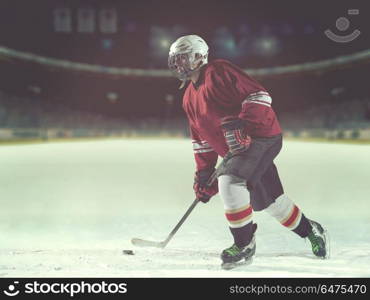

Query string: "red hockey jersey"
[[182, 59, 282, 171]]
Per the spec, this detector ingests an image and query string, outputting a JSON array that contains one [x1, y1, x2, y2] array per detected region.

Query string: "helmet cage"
[[168, 51, 206, 81]]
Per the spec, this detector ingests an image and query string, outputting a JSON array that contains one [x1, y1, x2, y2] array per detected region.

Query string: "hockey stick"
[[131, 198, 200, 248], [131, 168, 219, 249]]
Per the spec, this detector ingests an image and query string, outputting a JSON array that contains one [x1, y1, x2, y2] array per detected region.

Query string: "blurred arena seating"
[[1, 88, 369, 141], [0, 90, 188, 139]]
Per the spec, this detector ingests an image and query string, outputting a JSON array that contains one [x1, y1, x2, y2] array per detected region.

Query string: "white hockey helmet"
[[168, 35, 209, 83]]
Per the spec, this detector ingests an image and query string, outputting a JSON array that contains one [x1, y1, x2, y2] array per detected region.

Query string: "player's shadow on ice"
[[256, 251, 314, 259], [171, 248, 315, 259], [158, 249, 320, 272], [135, 248, 322, 272]]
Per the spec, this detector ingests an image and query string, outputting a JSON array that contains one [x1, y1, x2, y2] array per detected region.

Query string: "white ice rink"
[[0, 138, 369, 277]]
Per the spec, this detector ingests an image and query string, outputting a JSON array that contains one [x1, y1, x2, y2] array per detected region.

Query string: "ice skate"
[[307, 220, 330, 259], [221, 236, 256, 270]]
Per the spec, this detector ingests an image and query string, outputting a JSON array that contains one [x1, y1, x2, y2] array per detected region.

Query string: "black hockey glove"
[[193, 168, 218, 203]]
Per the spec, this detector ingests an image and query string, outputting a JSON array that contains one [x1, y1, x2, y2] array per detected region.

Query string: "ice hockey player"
[[168, 35, 329, 269]]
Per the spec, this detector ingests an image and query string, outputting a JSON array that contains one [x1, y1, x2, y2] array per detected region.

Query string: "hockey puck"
[[122, 250, 134, 255]]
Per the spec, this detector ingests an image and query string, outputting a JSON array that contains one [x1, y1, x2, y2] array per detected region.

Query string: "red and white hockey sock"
[[219, 175, 254, 245], [225, 204, 253, 228], [264, 194, 311, 237]]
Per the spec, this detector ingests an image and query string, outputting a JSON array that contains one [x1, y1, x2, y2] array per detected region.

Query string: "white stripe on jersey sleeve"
[[192, 140, 214, 154], [194, 148, 214, 154], [242, 91, 272, 107]]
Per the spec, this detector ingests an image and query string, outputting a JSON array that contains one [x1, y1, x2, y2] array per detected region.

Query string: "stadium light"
[[149, 25, 188, 64], [213, 27, 243, 59], [106, 92, 119, 103], [160, 39, 171, 49], [254, 36, 280, 56], [150, 27, 173, 59], [102, 39, 113, 50]]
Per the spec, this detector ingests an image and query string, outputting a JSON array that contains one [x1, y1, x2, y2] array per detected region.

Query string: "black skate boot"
[[221, 223, 257, 270], [307, 220, 330, 259]]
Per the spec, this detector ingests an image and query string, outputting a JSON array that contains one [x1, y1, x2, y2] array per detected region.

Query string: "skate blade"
[[221, 257, 253, 270]]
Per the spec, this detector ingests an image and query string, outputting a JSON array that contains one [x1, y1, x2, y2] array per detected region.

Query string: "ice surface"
[[0, 139, 369, 277]]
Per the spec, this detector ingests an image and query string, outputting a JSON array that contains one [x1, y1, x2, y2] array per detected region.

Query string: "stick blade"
[[131, 238, 166, 248]]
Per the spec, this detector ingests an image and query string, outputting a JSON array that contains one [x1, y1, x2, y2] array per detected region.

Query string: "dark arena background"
[[0, 0, 369, 280]]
